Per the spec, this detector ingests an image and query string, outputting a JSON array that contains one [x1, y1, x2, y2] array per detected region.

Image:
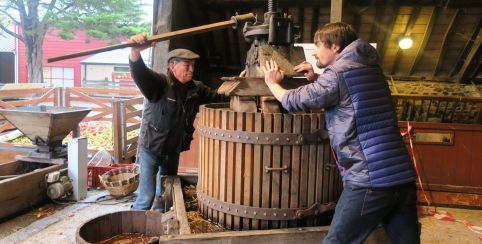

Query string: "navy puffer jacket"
[[282, 39, 416, 188]]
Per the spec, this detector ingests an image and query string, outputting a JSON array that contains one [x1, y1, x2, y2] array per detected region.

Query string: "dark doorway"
[[0, 52, 15, 84]]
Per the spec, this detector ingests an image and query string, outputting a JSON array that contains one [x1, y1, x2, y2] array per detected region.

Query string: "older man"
[[129, 33, 227, 210]]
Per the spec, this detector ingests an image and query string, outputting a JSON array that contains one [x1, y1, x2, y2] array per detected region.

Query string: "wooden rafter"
[[369, 4, 384, 43], [298, 7, 305, 41], [310, 8, 320, 40], [450, 16, 482, 78], [456, 28, 482, 83], [378, 3, 400, 64], [390, 6, 421, 75], [433, 9, 460, 77], [409, 7, 438, 75]]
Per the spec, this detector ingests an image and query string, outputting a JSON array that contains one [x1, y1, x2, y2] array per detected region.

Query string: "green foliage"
[[47, 0, 151, 41]]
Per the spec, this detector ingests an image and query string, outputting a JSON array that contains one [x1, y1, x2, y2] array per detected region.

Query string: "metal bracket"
[[265, 165, 289, 174], [198, 125, 328, 145], [197, 191, 335, 221]]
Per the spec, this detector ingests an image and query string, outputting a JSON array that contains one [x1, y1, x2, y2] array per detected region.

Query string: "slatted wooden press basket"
[[197, 103, 343, 231]]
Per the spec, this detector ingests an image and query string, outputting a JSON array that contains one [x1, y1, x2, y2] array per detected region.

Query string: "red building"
[[17, 28, 113, 87]]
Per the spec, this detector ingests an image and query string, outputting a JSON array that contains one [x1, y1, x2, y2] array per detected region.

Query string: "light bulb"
[[399, 37, 413, 50]]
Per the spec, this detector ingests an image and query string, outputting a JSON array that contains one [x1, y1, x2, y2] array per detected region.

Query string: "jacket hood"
[[335, 39, 379, 67]]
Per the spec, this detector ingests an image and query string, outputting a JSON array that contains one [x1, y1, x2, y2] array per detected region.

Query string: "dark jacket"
[[281, 39, 416, 188], [130, 58, 227, 156]]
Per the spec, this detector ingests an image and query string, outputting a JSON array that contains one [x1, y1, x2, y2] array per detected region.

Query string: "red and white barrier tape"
[[402, 121, 482, 240]]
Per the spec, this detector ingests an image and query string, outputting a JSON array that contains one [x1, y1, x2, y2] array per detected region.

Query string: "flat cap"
[[167, 48, 200, 62]]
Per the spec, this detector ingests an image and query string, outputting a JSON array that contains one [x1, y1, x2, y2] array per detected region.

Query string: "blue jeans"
[[131, 146, 179, 210], [323, 182, 420, 244]]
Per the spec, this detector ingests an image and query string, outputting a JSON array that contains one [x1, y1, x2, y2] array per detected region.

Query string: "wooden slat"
[[198, 107, 205, 218], [225, 110, 235, 229], [299, 114, 311, 225], [261, 113, 272, 229], [0, 88, 51, 98], [126, 123, 141, 132], [212, 109, 221, 224], [125, 110, 142, 119], [172, 176, 191, 235], [67, 88, 112, 109], [290, 115, 302, 228], [251, 112, 263, 230], [280, 113, 292, 229], [307, 114, 318, 226], [70, 87, 141, 96], [271, 113, 282, 229], [315, 114, 325, 226], [234, 111, 244, 230], [243, 112, 254, 230], [208, 108, 214, 221], [218, 109, 228, 227], [123, 97, 144, 106]]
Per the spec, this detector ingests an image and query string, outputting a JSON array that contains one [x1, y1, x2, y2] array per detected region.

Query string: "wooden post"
[[330, 0, 343, 23], [112, 100, 124, 164]]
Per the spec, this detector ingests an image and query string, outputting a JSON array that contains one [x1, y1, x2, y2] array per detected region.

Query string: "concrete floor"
[[0, 192, 480, 243]]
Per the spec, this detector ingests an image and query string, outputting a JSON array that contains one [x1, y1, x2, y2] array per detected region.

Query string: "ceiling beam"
[[455, 28, 482, 83], [368, 5, 384, 43], [450, 16, 482, 78], [408, 6, 438, 75], [378, 3, 400, 64], [390, 6, 422, 75], [432, 9, 460, 77], [310, 8, 320, 40], [299, 7, 305, 41], [330, 0, 343, 23]]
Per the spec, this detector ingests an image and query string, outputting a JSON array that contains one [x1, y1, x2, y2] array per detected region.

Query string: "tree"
[[0, 0, 150, 83]]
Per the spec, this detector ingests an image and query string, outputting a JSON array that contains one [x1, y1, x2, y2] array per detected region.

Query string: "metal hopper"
[[0, 105, 91, 162]]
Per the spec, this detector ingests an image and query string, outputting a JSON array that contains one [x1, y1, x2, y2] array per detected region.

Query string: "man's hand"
[[262, 59, 284, 84], [262, 59, 287, 102], [294, 61, 318, 81], [129, 32, 152, 62]]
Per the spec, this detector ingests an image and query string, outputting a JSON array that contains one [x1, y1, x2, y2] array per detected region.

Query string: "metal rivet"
[[273, 213, 277, 216], [214, 133, 217, 135], [286, 138, 290, 141], [256, 137, 259, 140], [246, 136, 249, 139], [253, 211, 257, 215], [283, 213, 287, 217], [221, 133, 224, 137], [229, 135, 232, 138], [265, 137, 269, 141], [235, 209, 238, 213], [228, 207, 230, 211], [276, 138, 280, 141], [244, 210, 247, 214], [264, 212, 267, 216], [237, 135, 240, 139]]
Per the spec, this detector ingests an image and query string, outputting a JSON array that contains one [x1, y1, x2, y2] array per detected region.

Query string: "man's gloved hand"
[[294, 61, 319, 81]]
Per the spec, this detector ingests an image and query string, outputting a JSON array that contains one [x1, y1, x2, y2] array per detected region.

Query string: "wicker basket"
[[99, 165, 139, 198]]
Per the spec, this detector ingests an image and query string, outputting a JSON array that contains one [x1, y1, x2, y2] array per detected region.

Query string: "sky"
[[141, 0, 154, 23]]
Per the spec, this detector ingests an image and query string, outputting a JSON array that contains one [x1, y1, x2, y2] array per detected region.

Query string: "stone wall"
[[388, 81, 482, 124]]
